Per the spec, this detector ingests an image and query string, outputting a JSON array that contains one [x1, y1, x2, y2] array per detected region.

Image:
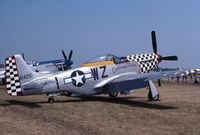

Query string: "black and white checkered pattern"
[[127, 53, 158, 73], [5, 56, 22, 96]]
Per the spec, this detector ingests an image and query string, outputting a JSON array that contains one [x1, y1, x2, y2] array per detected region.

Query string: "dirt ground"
[[0, 81, 200, 135]]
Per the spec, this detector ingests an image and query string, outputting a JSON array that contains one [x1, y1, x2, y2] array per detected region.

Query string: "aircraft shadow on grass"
[[0, 100, 42, 108], [0, 96, 178, 110], [65, 96, 178, 110]]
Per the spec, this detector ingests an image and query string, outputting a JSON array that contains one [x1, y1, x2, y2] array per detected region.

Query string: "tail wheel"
[[109, 92, 118, 98], [48, 97, 55, 103]]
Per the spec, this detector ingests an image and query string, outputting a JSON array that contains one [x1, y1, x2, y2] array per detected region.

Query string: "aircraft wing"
[[94, 70, 184, 94]]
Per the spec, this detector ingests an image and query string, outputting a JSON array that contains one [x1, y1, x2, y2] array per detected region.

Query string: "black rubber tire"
[[148, 91, 153, 101], [48, 97, 54, 103]]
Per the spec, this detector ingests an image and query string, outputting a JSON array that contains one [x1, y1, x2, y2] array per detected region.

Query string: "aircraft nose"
[[156, 53, 178, 63], [156, 54, 162, 63]]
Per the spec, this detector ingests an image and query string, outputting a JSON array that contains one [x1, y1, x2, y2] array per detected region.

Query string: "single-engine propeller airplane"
[[4, 31, 179, 103], [0, 50, 73, 84], [27, 50, 73, 73]]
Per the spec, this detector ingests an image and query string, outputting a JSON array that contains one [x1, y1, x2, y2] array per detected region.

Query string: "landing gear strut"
[[48, 97, 55, 103], [148, 81, 160, 101]]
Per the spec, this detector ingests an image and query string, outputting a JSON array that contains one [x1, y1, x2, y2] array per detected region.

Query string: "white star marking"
[[72, 71, 84, 85]]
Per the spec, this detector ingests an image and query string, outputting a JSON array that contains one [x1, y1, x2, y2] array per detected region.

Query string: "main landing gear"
[[148, 80, 160, 101], [148, 90, 160, 101], [108, 91, 130, 97], [108, 92, 118, 98]]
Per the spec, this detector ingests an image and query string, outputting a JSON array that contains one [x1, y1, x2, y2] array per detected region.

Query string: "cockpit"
[[81, 54, 121, 67]]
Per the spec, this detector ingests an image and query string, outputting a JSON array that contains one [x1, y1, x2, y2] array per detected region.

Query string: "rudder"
[[5, 55, 23, 96], [5, 54, 40, 96]]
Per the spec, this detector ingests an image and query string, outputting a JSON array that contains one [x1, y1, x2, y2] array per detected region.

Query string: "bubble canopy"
[[83, 54, 121, 65]]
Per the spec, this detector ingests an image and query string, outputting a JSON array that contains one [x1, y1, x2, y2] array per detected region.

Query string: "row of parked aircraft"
[[1, 31, 193, 103]]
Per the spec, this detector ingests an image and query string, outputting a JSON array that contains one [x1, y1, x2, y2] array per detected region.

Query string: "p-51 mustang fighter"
[[27, 50, 74, 73], [4, 31, 179, 103]]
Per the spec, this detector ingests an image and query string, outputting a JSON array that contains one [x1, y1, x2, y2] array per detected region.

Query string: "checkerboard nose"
[[5, 56, 23, 96], [126, 53, 159, 73]]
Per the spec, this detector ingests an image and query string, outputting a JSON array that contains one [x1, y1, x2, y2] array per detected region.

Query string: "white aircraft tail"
[[5, 54, 41, 96]]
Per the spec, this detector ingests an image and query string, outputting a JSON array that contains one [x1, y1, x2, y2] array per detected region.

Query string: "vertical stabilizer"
[[5, 54, 40, 96]]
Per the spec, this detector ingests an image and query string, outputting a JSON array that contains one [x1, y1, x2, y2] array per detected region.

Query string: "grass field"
[[0, 81, 200, 135]]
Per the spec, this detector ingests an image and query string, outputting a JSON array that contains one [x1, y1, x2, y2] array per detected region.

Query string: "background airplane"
[[0, 50, 73, 84], [27, 50, 73, 73], [181, 68, 200, 83], [4, 31, 181, 103]]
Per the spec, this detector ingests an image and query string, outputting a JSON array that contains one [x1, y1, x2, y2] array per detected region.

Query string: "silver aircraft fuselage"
[[22, 60, 141, 96]]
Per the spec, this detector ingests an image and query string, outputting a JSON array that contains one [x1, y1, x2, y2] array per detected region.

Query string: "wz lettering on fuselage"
[[91, 66, 108, 80], [20, 73, 33, 80]]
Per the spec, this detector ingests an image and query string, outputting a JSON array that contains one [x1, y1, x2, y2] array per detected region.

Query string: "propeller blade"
[[151, 31, 157, 54], [150, 31, 178, 62], [68, 50, 73, 61], [162, 56, 178, 61], [62, 50, 67, 60]]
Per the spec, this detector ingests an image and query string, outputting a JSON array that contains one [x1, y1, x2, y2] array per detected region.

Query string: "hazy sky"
[[1, 0, 200, 68]]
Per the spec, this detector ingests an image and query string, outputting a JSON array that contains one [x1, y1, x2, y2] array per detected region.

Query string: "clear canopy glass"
[[84, 54, 121, 64]]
